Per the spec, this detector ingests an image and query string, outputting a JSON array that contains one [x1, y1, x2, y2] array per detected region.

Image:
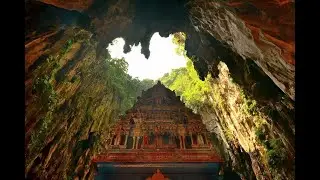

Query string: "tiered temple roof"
[[93, 81, 223, 163]]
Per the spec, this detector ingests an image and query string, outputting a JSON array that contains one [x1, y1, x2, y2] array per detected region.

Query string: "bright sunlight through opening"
[[107, 33, 186, 80]]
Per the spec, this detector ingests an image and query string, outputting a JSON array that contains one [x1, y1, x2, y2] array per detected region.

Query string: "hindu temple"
[[93, 81, 223, 180]]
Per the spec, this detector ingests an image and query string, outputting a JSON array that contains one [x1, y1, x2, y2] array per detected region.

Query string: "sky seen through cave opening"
[[107, 33, 187, 80]]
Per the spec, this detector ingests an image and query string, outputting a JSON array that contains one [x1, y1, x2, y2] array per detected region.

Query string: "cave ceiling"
[[26, 0, 295, 102]]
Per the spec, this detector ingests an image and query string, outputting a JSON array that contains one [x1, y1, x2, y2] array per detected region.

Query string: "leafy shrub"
[[267, 149, 285, 169], [29, 112, 53, 152], [223, 128, 234, 142], [266, 139, 286, 169], [32, 75, 58, 111], [104, 57, 155, 114], [247, 99, 257, 114], [53, 61, 60, 69], [71, 76, 78, 83], [255, 129, 286, 169], [61, 39, 74, 55], [255, 126, 266, 144]]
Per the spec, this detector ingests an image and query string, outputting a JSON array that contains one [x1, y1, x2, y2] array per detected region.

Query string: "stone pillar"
[[115, 134, 120, 145], [182, 136, 186, 149], [198, 134, 204, 145], [135, 137, 139, 149], [124, 135, 128, 146], [132, 136, 136, 149], [190, 133, 194, 145], [111, 135, 115, 145], [113, 135, 117, 145], [204, 133, 208, 145]]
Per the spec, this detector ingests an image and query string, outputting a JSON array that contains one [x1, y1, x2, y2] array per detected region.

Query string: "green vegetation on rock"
[[32, 75, 58, 111], [26, 28, 155, 179], [61, 39, 74, 55], [161, 59, 211, 113], [267, 139, 286, 169], [159, 32, 290, 179], [104, 56, 155, 114], [172, 32, 187, 56]]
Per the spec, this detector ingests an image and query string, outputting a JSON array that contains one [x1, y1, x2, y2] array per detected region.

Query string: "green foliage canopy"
[[172, 32, 187, 56], [160, 32, 212, 113], [104, 56, 155, 114], [160, 59, 211, 113]]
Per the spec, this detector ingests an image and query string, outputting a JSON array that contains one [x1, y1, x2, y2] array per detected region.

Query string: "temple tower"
[[93, 81, 223, 180]]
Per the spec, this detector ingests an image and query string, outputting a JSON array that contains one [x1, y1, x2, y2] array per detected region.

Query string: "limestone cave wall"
[[25, 25, 120, 179], [25, 0, 295, 179], [197, 62, 294, 180]]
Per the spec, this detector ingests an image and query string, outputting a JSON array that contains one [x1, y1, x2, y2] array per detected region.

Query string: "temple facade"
[[93, 81, 223, 180]]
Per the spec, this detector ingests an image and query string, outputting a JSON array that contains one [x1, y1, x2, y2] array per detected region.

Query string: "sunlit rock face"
[[25, 26, 120, 179], [197, 62, 294, 180], [186, 0, 295, 101], [25, 0, 294, 179]]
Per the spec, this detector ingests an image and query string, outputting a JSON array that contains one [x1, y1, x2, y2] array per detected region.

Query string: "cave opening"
[[25, 0, 295, 179], [106, 32, 187, 81]]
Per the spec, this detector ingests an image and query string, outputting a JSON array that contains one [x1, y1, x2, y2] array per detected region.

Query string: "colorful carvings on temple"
[[93, 81, 223, 163]]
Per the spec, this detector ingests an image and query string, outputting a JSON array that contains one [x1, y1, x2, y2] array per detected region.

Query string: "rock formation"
[[25, 26, 119, 179], [25, 0, 294, 179]]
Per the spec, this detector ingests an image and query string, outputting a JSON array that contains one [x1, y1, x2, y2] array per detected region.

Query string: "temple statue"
[[93, 81, 223, 179], [143, 132, 149, 147], [146, 169, 169, 180], [138, 136, 143, 149]]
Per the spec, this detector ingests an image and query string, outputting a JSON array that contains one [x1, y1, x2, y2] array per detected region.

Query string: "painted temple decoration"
[[93, 81, 223, 179]]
